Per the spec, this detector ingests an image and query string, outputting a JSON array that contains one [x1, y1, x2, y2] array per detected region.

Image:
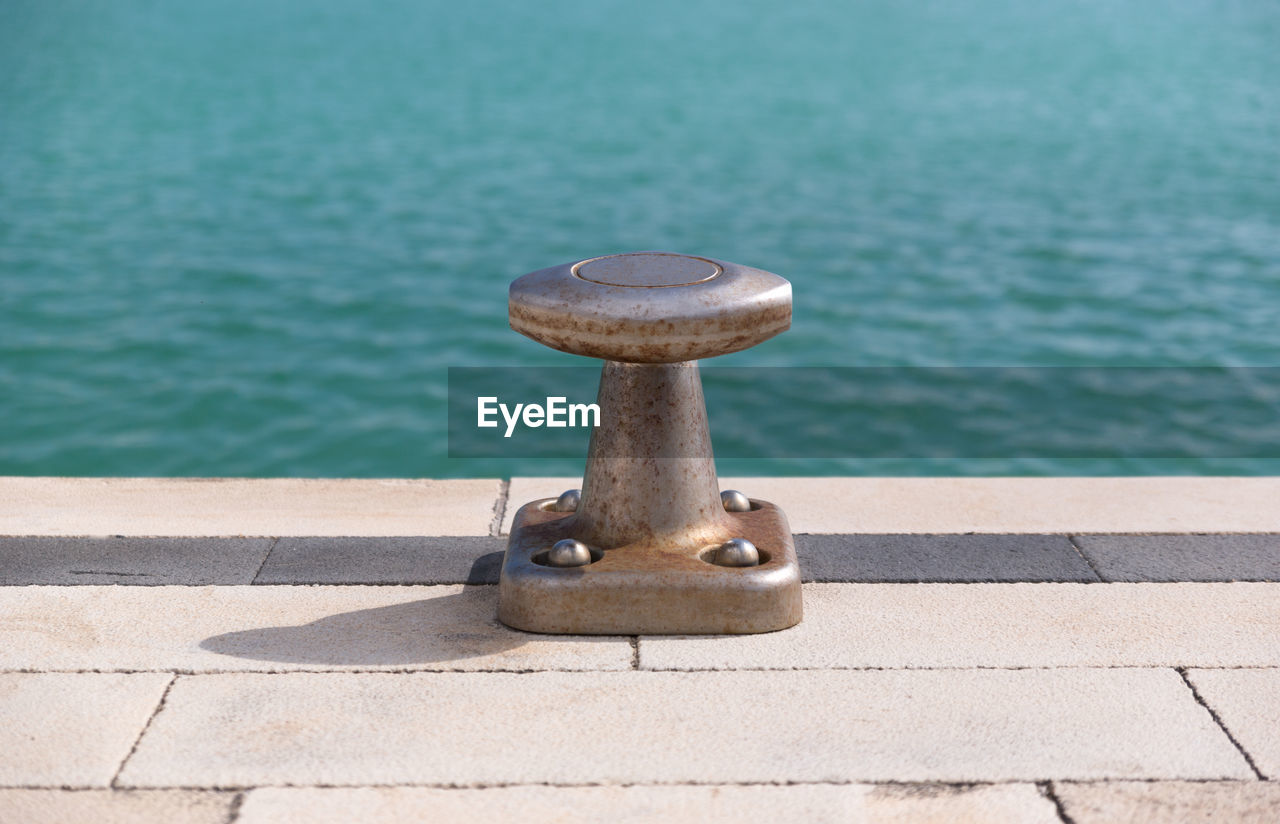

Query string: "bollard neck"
[[571, 361, 731, 550]]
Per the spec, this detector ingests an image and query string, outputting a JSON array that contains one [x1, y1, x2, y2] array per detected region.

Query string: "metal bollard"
[[498, 252, 803, 634]]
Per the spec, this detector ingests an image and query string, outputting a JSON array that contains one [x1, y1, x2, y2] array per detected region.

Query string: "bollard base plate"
[[498, 498, 803, 635]]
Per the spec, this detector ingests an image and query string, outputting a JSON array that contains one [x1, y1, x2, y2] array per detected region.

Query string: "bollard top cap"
[[508, 251, 791, 363]]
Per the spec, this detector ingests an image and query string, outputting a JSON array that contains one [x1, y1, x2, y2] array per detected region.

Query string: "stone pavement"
[[1, 477, 1278, 823]]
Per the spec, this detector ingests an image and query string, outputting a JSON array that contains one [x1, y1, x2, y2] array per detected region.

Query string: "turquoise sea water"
[[2, 0, 1278, 477]]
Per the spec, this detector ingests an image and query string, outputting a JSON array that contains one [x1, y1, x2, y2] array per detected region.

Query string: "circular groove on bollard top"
[[574, 253, 722, 288]]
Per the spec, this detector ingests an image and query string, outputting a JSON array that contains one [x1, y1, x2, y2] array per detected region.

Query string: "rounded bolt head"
[[720, 489, 751, 513], [551, 489, 581, 512], [713, 537, 760, 567], [545, 538, 593, 568]]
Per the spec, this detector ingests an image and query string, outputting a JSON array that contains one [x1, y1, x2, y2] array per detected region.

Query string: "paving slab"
[[0, 583, 624, 670], [1073, 534, 1280, 582], [0, 537, 273, 585], [0, 477, 500, 536], [263, 535, 1096, 585], [6, 534, 1270, 585], [796, 534, 1097, 582], [0, 789, 233, 824], [9, 476, 1280, 537], [724, 477, 1280, 534], [0, 585, 629, 672], [1185, 668, 1280, 779], [117, 668, 1250, 786], [505, 477, 1280, 534], [640, 583, 1280, 670], [1054, 780, 1280, 823], [238, 783, 1060, 824], [6, 534, 1264, 585], [0, 672, 171, 787], [256, 536, 505, 584]]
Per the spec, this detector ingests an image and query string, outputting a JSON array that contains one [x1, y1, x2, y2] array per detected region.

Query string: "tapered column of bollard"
[[499, 251, 802, 635], [573, 361, 730, 550]]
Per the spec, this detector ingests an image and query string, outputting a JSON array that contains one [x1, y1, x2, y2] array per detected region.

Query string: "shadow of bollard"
[[464, 551, 504, 584], [198, 586, 534, 666], [200, 551, 544, 667]]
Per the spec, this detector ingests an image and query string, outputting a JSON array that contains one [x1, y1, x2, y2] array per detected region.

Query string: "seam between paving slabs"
[[3, 532, 1279, 539], [109, 673, 177, 789], [1037, 781, 1076, 824], [225, 790, 247, 824], [84, 778, 1278, 792], [489, 480, 511, 537], [12, 666, 1278, 676], [1065, 535, 1105, 582], [1176, 668, 1267, 780], [247, 537, 280, 585], [19, 577, 1280, 587], [3, 579, 1198, 587], [7, 779, 1271, 793]]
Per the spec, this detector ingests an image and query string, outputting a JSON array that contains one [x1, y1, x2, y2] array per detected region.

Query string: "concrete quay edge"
[[4, 476, 1280, 536]]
